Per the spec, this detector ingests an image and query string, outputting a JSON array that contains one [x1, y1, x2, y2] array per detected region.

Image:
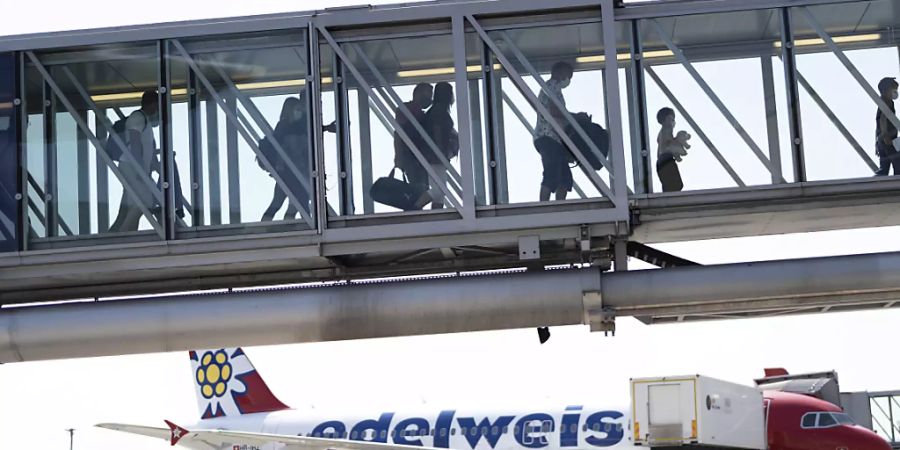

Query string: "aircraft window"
[[514, 426, 520, 435], [482, 427, 489, 436], [617, 424, 623, 432], [461, 427, 467, 435], [604, 423, 612, 432], [351, 431, 358, 439], [818, 413, 838, 428], [592, 423, 601, 432], [502, 426, 509, 434], [541, 421, 552, 433], [492, 426, 499, 435], [471, 427, 478, 436], [833, 413, 855, 425], [582, 424, 588, 432], [440, 429, 447, 437], [451, 428, 456, 436], [420, 429, 428, 437], [431, 429, 436, 436]]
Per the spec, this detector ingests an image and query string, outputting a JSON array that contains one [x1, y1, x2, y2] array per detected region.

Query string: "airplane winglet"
[[764, 368, 789, 377], [164, 420, 189, 447]]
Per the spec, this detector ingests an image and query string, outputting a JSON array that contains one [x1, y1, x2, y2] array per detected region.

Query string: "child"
[[875, 77, 899, 176], [656, 107, 691, 192]]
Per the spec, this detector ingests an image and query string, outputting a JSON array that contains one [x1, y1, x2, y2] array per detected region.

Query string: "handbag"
[[370, 168, 425, 211]]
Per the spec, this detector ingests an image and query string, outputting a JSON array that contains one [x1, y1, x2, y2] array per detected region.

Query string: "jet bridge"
[[0, 0, 898, 338]]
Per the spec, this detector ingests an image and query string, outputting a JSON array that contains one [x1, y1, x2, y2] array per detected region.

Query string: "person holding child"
[[655, 107, 691, 192]]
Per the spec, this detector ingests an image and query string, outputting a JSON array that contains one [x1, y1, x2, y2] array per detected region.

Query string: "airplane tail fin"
[[189, 348, 289, 420]]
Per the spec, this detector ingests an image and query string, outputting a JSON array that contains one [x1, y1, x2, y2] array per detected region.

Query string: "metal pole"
[[482, 42, 509, 205], [66, 428, 74, 450], [16, 52, 28, 251], [333, 54, 355, 216], [42, 81, 56, 238], [94, 109, 109, 233], [468, 78, 487, 206], [76, 110, 89, 234], [780, 7, 806, 183], [225, 94, 241, 225], [628, 21, 652, 195], [309, 23, 328, 233], [188, 69, 205, 227], [600, 0, 629, 204], [357, 88, 375, 215], [159, 40, 176, 240], [760, 54, 784, 184], [205, 98, 222, 226], [453, 15, 477, 222]]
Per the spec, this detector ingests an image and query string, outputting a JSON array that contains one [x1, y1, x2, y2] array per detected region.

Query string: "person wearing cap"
[[875, 77, 899, 176]]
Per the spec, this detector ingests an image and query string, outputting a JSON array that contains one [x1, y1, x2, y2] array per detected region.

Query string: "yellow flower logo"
[[197, 350, 232, 399]]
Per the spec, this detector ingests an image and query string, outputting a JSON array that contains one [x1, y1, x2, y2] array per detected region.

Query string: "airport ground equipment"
[[631, 375, 765, 450]]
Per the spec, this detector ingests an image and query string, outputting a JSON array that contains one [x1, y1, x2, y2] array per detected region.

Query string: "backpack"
[[105, 112, 147, 162], [565, 113, 609, 170], [256, 136, 278, 174]]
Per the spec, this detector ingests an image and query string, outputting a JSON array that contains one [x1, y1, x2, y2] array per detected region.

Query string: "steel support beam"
[[6, 249, 900, 363], [760, 55, 784, 184], [780, 7, 806, 183], [0, 268, 601, 362], [357, 89, 375, 215]]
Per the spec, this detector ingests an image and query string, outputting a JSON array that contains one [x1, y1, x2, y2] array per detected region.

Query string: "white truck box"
[[631, 375, 765, 449]]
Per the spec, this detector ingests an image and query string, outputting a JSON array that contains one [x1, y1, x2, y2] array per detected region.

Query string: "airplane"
[[98, 347, 890, 450]]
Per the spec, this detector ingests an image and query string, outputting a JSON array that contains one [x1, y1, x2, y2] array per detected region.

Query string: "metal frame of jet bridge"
[[1, 0, 900, 307]]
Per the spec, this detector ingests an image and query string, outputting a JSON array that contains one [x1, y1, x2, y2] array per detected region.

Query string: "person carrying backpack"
[[109, 90, 161, 232]]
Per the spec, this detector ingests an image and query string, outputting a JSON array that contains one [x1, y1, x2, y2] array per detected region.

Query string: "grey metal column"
[[309, 23, 328, 233], [188, 70, 205, 227], [333, 55, 355, 216], [159, 40, 176, 240], [625, 46, 648, 194], [780, 7, 806, 183], [468, 78, 487, 206], [482, 43, 509, 205], [601, 0, 630, 205], [225, 94, 241, 225], [453, 15, 477, 222], [94, 109, 109, 233], [42, 81, 56, 238], [76, 109, 89, 234], [760, 54, 784, 184], [16, 53, 31, 251], [205, 98, 222, 226], [15, 53, 27, 251], [357, 88, 375, 215]]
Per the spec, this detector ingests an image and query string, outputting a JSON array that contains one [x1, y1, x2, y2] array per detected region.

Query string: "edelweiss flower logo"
[[196, 350, 233, 399]]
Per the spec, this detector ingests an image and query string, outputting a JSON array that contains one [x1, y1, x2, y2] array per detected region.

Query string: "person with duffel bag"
[[371, 83, 433, 211]]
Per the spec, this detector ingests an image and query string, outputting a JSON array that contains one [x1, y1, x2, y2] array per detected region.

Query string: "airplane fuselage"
[[195, 405, 632, 450]]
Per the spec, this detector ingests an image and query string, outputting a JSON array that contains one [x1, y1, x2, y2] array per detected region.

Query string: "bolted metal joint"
[[583, 291, 615, 336]]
